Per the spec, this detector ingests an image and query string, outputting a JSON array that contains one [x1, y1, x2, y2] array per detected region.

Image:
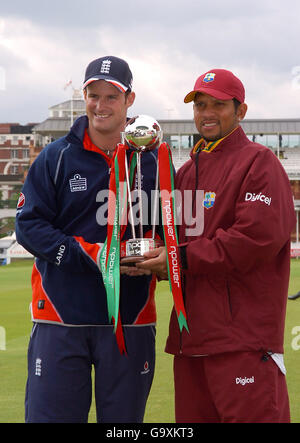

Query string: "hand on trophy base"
[[120, 255, 147, 267], [120, 256, 152, 276], [120, 238, 163, 270], [135, 246, 169, 280]]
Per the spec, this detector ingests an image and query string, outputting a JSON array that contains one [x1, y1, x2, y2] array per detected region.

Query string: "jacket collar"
[[191, 125, 249, 159], [83, 129, 112, 162], [66, 115, 89, 145]]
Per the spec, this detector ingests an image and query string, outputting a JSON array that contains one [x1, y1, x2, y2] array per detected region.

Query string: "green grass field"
[[0, 259, 299, 423]]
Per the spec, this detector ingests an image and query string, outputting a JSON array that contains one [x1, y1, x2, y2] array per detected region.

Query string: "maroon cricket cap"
[[184, 69, 245, 103]]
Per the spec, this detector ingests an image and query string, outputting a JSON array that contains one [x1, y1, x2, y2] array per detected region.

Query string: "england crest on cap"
[[100, 59, 112, 74]]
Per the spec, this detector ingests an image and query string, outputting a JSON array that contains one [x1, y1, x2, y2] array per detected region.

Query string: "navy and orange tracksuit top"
[[15, 115, 160, 326]]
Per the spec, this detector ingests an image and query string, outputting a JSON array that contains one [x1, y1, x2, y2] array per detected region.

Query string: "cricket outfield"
[[0, 259, 299, 423]]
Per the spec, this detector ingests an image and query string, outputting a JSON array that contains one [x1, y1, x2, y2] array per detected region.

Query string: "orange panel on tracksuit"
[[31, 263, 63, 323]]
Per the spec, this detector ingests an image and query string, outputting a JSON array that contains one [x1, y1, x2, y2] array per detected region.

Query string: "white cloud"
[[0, 1, 299, 124]]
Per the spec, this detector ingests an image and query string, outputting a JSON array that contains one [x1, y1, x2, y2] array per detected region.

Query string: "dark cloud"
[[0, 0, 281, 28]]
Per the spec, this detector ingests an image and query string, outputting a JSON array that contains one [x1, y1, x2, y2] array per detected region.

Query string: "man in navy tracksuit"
[[15, 56, 159, 423]]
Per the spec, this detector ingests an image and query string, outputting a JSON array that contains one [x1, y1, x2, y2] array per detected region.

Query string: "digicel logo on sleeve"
[[245, 192, 272, 206]]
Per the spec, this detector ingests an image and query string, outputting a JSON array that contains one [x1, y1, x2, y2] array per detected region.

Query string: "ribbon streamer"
[[101, 141, 188, 354], [158, 143, 189, 333], [100, 144, 137, 355]]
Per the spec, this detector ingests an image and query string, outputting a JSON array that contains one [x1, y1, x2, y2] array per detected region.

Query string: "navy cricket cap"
[[83, 56, 133, 92]]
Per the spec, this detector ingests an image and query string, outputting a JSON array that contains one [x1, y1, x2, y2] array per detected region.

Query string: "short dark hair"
[[124, 89, 133, 102], [233, 98, 241, 112]]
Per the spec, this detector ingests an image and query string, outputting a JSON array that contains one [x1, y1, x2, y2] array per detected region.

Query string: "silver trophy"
[[120, 115, 163, 266]]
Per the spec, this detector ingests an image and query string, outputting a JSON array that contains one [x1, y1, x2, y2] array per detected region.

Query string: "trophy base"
[[120, 238, 162, 267]]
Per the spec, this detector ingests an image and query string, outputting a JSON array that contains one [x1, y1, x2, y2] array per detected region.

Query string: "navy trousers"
[[25, 323, 156, 423]]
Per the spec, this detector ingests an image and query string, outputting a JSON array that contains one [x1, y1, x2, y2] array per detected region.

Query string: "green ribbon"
[[100, 153, 121, 329], [100, 149, 138, 332]]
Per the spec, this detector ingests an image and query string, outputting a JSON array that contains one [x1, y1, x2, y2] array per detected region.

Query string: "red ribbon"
[[158, 143, 188, 332]]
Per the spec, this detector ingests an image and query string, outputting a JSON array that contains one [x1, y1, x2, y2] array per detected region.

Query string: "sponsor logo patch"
[[55, 244, 66, 266], [17, 192, 25, 209], [236, 376, 255, 386], [35, 358, 42, 376], [100, 59, 112, 74], [203, 192, 216, 209], [69, 174, 87, 192], [245, 192, 272, 206], [203, 73, 216, 83], [38, 300, 45, 310], [141, 361, 150, 375]]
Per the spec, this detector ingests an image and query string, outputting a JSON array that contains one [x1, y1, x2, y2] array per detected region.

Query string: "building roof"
[[33, 117, 300, 136], [0, 123, 37, 134], [159, 118, 300, 135], [33, 118, 73, 134], [240, 119, 300, 134], [158, 119, 197, 134], [0, 174, 23, 184], [49, 98, 85, 112]]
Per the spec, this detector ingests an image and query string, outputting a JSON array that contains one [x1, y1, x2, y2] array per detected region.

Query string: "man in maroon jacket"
[[138, 69, 295, 423]]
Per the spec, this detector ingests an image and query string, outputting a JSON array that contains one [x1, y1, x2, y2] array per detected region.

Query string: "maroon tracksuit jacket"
[[165, 126, 295, 357]]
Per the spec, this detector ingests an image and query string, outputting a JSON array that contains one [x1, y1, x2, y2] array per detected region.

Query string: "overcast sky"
[[0, 0, 300, 124]]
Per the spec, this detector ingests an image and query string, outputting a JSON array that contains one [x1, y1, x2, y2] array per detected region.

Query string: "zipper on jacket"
[[192, 150, 200, 212], [179, 330, 183, 354], [226, 280, 233, 317]]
